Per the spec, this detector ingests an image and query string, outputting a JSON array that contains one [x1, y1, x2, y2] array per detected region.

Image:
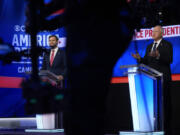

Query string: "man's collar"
[[51, 46, 58, 51], [154, 38, 162, 44]]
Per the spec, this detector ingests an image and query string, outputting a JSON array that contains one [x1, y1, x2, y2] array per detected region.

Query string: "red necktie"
[[50, 50, 55, 66]]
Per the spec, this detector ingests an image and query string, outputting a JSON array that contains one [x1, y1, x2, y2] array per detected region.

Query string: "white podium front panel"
[[128, 68, 156, 132]]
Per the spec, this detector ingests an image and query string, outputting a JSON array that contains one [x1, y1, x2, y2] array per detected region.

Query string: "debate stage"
[[0, 118, 179, 135], [1, 81, 180, 135]]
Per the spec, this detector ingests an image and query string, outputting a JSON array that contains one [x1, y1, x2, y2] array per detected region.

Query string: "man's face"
[[152, 26, 162, 41], [49, 37, 58, 48]]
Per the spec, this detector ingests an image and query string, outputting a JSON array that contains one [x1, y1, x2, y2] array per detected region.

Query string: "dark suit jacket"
[[41, 48, 67, 78], [140, 39, 173, 82]]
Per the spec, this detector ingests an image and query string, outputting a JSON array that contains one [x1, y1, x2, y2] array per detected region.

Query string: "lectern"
[[39, 70, 63, 88], [119, 64, 164, 135], [26, 70, 64, 133]]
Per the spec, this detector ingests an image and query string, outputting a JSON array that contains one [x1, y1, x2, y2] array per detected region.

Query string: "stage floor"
[[0, 117, 179, 135], [0, 117, 64, 135], [0, 130, 64, 135]]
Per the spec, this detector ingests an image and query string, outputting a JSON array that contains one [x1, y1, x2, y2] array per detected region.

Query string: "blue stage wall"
[[0, 0, 180, 117]]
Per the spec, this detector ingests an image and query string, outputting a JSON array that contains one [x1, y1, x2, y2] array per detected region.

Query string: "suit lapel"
[[149, 39, 163, 52], [157, 39, 163, 51], [51, 49, 60, 67]]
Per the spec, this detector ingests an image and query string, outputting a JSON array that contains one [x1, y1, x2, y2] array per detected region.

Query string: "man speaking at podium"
[[132, 25, 173, 135], [41, 35, 67, 81], [40, 35, 67, 129]]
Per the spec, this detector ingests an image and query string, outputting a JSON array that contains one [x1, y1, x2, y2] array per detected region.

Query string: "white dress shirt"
[[49, 47, 59, 60], [151, 38, 162, 52]]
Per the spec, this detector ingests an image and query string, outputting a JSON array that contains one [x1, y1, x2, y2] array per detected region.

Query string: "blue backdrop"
[[0, 0, 66, 117], [113, 37, 180, 77], [0, 0, 180, 117]]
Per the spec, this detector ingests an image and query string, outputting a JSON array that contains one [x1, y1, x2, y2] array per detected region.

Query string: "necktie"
[[50, 50, 55, 66], [152, 43, 157, 52]]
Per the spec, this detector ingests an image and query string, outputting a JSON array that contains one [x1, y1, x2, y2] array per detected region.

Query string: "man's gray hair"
[[155, 25, 164, 35]]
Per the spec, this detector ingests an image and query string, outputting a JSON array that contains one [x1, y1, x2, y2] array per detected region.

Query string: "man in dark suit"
[[41, 35, 67, 81], [132, 25, 173, 135], [41, 35, 67, 128]]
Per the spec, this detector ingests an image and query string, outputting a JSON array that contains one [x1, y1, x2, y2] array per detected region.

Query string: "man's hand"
[[149, 50, 160, 58], [131, 52, 141, 60], [57, 75, 64, 81]]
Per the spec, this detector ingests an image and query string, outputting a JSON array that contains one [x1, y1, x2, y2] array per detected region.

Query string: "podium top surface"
[[120, 64, 163, 78], [39, 70, 59, 82]]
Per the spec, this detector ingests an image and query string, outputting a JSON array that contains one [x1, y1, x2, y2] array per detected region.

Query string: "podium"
[[39, 70, 63, 88], [26, 70, 64, 133], [119, 64, 164, 135]]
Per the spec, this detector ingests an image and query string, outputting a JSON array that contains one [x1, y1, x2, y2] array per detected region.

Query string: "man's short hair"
[[49, 35, 59, 41]]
